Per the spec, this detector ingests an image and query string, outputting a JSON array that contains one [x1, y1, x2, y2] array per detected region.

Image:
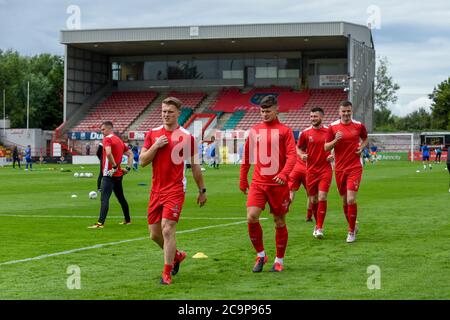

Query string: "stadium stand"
[[235, 111, 261, 131], [211, 87, 310, 112], [136, 105, 163, 131], [167, 91, 206, 109], [222, 111, 246, 130], [71, 91, 157, 134], [178, 108, 194, 126], [135, 91, 206, 131], [283, 89, 347, 131]]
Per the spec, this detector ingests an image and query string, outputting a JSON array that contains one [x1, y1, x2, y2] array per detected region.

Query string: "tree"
[[374, 56, 400, 130], [395, 108, 432, 131], [0, 50, 63, 129], [429, 77, 450, 130]]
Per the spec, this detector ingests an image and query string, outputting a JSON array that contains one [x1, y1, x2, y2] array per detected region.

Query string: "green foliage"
[[374, 57, 400, 130], [394, 108, 432, 131], [429, 77, 450, 130], [0, 50, 63, 130], [373, 58, 448, 132]]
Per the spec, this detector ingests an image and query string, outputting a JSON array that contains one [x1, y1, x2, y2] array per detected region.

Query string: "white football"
[[201, 167, 206, 172], [89, 191, 98, 199], [74, 172, 79, 177]]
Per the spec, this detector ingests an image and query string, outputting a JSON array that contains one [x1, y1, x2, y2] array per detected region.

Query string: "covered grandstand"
[[58, 22, 375, 155]]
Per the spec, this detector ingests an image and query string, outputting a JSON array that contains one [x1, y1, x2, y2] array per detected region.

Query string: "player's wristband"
[[112, 165, 118, 169], [199, 188, 206, 194]]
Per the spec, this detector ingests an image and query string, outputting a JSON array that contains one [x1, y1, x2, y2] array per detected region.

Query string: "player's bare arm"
[[105, 146, 116, 167], [324, 131, 343, 151], [189, 144, 206, 206], [356, 137, 369, 155], [192, 164, 207, 207], [190, 144, 207, 207], [297, 146, 308, 161], [139, 135, 168, 167], [123, 149, 133, 174]]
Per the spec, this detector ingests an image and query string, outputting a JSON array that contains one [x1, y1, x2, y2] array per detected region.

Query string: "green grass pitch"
[[0, 161, 449, 299]]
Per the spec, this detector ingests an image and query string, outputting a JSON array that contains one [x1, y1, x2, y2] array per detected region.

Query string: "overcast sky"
[[1, 0, 449, 116]]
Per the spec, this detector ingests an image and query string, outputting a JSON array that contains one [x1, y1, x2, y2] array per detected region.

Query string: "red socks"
[[312, 202, 318, 222], [343, 204, 349, 223], [347, 203, 357, 232], [248, 222, 264, 253], [306, 202, 313, 220], [316, 200, 327, 229], [249, 222, 288, 259], [275, 225, 288, 259]]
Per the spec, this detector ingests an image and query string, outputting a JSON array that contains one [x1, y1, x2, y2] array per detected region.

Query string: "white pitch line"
[[0, 219, 266, 266], [0, 214, 247, 220]]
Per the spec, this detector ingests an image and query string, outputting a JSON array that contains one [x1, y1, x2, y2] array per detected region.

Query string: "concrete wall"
[[0, 128, 53, 156]]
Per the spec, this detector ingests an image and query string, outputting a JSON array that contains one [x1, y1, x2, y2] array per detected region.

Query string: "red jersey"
[[102, 134, 129, 177], [293, 154, 306, 174], [326, 119, 368, 171], [143, 125, 195, 193], [240, 118, 297, 186], [298, 125, 332, 173]]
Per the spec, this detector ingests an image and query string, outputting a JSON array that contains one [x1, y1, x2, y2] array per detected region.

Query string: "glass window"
[[112, 62, 121, 81], [255, 58, 277, 79], [219, 58, 244, 79], [278, 58, 301, 78], [318, 63, 346, 75], [143, 60, 167, 80], [191, 58, 219, 79], [121, 62, 143, 80]]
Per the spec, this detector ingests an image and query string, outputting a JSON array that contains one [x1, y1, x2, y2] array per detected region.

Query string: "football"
[[89, 191, 98, 199], [74, 172, 79, 177]]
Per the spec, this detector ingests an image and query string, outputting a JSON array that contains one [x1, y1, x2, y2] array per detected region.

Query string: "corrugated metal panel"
[[343, 24, 373, 47], [61, 22, 368, 44]]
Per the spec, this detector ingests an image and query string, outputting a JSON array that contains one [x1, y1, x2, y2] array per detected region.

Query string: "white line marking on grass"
[[0, 214, 247, 220], [0, 219, 267, 266]]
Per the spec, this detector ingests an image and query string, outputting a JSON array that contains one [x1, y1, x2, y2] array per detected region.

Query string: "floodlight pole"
[[3, 89, 5, 136], [27, 81, 30, 133]]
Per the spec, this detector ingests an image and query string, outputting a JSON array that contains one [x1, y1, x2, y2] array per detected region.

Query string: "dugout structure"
[[60, 22, 375, 132]]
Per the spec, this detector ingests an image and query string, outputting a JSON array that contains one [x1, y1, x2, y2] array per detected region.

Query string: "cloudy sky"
[[0, 0, 449, 116]]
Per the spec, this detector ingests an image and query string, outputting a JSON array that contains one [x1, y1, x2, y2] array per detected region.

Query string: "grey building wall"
[[349, 38, 375, 132], [65, 46, 109, 121], [61, 22, 362, 44]]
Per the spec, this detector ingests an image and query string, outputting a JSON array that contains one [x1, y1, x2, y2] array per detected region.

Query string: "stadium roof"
[[60, 21, 373, 55]]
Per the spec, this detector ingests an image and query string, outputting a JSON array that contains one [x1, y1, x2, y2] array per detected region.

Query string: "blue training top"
[[421, 145, 430, 157], [25, 147, 31, 160]]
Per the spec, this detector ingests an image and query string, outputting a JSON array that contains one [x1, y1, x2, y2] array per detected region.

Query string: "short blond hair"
[[162, 97, 182, 110]]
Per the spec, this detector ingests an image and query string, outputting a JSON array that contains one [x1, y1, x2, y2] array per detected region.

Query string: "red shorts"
[[306, 168, 332, 196], [335, 169, 363, 196], [247, 183, 291, 215], [288, 167, 307, 191], [147, 190, 185, 225]]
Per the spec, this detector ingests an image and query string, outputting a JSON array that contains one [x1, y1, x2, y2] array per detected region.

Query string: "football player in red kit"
[[240, 95, 297, 272], [297, 107, 334, 239], [324, 101, 368, 243], [288, 154, 314, 222], [140, 97, 207, 285]]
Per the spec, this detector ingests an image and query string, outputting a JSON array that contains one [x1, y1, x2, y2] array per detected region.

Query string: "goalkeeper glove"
[[107, 165, 118, 177]]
